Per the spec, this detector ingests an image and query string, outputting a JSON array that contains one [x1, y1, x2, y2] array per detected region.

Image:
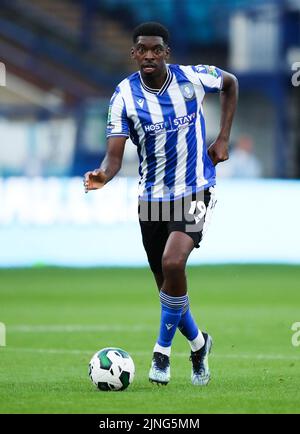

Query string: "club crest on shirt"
[[180, 83, 195, 101]]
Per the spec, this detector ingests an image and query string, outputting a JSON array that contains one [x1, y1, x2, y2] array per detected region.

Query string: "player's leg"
[[149, 231, 194, 384], [166, 187, 216, 385], [152, 249, 209, 381], [153, 259, 206, 355], [138, 205, 174, 384], [152, 245, 209, 377], [141, 190, 216, 385], [161, 231, 193, 296], [160, 191, 207, 350]]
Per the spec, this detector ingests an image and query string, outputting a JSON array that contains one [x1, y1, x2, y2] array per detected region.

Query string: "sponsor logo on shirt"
[[143, 112, 196, 135]]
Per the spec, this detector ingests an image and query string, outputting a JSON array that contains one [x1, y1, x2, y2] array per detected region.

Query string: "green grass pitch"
[[0, 265, 300, 414]]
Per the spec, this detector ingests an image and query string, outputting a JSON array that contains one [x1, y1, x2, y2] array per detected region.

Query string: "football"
[[88, 347, 135, 391]]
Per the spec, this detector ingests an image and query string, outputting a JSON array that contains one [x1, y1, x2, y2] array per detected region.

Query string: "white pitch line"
[[2, 347, 93, 356], [2, 347, 300, 361], [8, 325, 155, 333]]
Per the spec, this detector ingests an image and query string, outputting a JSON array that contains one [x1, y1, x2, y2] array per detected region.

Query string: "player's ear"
[[131, 47, 136, 59], [165, 46, 171, 59]]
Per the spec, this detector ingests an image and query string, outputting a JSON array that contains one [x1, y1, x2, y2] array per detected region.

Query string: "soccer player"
[[84, 22, 238, 386]]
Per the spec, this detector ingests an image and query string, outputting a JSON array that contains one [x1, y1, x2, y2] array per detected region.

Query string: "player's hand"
[[84, 169, 108, 193], [208, 138, 229, 166]]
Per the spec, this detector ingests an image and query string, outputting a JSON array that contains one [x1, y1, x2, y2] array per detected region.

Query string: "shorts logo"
[[180, 83, 195, 101]]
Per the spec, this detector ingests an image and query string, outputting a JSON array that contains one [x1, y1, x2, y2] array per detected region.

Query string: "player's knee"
[[162, 254, 186, 275]]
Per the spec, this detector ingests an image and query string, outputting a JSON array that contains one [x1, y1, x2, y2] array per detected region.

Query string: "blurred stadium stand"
[[0, 0, 300, 178]]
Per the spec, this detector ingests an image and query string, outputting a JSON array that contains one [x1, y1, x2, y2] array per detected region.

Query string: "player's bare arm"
[[84, 136, 127, 192], [208, 70, 239, 166]]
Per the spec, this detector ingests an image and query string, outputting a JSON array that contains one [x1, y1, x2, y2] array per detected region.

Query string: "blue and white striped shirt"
[[106, 64, 223, 201]]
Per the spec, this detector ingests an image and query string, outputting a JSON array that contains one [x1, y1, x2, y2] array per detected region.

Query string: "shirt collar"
[[139, 66, 173, 96]]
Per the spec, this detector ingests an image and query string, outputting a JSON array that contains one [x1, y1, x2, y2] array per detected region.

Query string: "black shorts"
[[138, 186, 216, 273]]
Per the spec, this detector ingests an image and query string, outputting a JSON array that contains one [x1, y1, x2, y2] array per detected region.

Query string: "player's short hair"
[[132, 22, 169, 45]]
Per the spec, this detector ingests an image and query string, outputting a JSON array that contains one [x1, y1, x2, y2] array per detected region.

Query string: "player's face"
[[131, 36, 170, 77]]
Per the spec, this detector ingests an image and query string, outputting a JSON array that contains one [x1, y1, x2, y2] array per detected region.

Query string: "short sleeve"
[[106, 88, 129, 138], [192, 65, 223, 93]]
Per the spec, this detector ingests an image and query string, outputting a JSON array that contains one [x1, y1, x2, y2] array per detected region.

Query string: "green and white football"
[[88, 348, 135, 391]]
